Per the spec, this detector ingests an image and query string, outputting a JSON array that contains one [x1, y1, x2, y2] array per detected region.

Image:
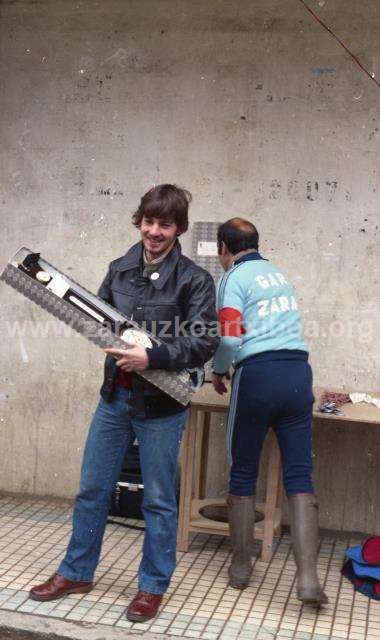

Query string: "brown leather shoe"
[[126, 590, 163, 622], [29, 573, 93, 601]]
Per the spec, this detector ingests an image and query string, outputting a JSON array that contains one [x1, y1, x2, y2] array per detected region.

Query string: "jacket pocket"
[[110, 289, 136, 317], [138, 304, 179, 340]]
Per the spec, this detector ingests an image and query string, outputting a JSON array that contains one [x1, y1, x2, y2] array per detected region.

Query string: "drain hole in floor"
[[199, 504, 264, 523]]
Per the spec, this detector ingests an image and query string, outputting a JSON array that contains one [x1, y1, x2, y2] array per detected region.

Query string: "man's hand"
[[212, 372, 230, 395], [104, 345, 149, 372]]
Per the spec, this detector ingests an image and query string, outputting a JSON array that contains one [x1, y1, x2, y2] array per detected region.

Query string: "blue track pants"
[[227, 351, 314, 497]]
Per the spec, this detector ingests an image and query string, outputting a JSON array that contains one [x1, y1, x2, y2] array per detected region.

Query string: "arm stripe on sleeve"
[[218, 307, 246, 337]]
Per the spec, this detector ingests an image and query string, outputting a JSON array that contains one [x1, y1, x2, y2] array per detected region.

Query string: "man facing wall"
[[212, 217, 327, 607]]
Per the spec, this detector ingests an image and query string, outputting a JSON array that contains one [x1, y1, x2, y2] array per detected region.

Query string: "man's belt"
[[1, 247, 203, 406]]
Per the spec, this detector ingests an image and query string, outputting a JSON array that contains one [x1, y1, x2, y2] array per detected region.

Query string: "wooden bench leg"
[[194, 411, 211, 500], [177, 405, 198, 552], [260, 430, 282, 562], [276, 464, 284, 512]]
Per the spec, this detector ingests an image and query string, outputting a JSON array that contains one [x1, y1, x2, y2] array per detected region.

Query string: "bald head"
[[217, 217, 259, 256]]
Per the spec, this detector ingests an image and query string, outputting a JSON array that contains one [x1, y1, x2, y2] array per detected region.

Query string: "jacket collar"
[[233, 250, 266, 265], [115, 239, 182, 290]]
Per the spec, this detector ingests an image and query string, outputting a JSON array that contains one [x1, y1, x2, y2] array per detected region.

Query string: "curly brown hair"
[[132, 184, 192, 234]]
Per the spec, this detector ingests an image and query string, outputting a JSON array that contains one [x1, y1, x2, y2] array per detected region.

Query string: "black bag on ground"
[[109, 444, 144, 520]]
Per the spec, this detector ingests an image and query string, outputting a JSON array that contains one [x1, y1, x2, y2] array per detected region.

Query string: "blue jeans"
[[58, 387, 188, 594], [228, 351, 314, 497]]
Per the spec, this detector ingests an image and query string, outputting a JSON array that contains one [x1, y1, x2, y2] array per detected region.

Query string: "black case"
[[109, 445, 144, 520], [109, 444, 180, 521]]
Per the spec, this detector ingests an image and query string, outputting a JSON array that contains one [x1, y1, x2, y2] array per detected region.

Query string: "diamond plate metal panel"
[[1, 262, 191, 405], [191, 221, 223, 283], [191, 222, 222, 381]]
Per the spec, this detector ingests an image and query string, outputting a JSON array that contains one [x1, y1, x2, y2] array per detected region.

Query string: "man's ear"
[[220, 240, 229, 255]]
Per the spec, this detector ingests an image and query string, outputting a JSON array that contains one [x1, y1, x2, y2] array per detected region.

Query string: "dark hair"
[[217, 217, 259, 255], [132, 184, 191, 233]]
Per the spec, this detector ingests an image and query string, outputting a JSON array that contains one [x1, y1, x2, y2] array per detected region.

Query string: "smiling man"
[[29, 184, 219, 622]]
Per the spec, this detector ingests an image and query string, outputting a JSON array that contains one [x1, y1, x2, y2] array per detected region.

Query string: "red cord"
[[298, 0, 380, 88]]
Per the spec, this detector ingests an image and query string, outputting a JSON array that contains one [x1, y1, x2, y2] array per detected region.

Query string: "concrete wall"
[[0, 1, 379, 531]]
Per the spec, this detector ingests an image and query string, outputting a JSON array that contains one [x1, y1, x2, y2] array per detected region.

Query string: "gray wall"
[[0, 1, 379, 531]]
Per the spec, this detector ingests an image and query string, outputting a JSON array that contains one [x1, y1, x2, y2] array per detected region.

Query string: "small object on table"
[[318, 401, 345, 416], [318, 390, 351, 415], [320, 391, 351, 407], [350, 393, 380, 409]]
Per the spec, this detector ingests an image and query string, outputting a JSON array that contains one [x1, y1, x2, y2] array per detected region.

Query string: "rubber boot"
[[227, 494, 255, 590], [288, 493, 328, 606]]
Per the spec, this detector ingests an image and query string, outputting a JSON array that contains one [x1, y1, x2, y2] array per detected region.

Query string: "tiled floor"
[[0, 496, 378, 640]]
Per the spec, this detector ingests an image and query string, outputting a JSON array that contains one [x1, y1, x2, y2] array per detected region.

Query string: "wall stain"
[[306, 181, 319, 201], [311, 67, 336, 75], [265, 179, 340, 202], [98, 187, 124, 197]]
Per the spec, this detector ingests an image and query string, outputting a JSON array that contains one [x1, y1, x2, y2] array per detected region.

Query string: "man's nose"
[[150, 224, 161, 236]]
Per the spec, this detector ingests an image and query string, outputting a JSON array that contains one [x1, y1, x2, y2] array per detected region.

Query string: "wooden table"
[[177, 384, 380, 562]]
